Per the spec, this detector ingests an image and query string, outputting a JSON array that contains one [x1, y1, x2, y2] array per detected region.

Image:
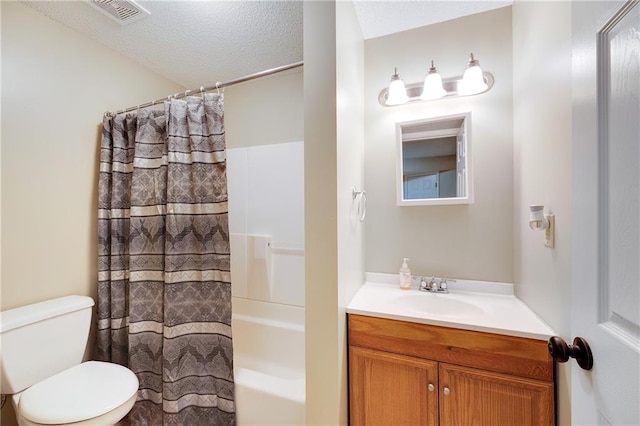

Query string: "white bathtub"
[[232, 297, 305, 426]]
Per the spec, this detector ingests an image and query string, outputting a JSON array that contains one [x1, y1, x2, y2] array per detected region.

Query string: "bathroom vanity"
[[346, 275, 556, 426]]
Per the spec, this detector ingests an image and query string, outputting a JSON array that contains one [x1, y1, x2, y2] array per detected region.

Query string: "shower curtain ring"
[[200, 86, 205, 97], [184, 89, 191, 97], [215, 82, 221, 94]]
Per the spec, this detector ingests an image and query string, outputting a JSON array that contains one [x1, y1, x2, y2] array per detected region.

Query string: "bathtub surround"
[[227, 142, 305, 307], [97, 94, 234, 424]]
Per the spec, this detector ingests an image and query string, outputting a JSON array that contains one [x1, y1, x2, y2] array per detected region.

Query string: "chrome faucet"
[[419, 276, 452, 294]]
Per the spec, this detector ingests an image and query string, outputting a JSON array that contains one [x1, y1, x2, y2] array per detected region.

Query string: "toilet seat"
[[17, 361, 138, 425]]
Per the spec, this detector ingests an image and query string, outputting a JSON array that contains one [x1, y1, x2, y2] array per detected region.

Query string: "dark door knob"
[[548, 336, 593, 370]]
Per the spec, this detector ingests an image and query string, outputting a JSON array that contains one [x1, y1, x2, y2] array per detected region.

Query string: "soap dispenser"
[[399, 258, 411, 290]]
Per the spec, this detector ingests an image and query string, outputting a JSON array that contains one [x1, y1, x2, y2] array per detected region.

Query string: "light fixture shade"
[[386, 68, 409, 105], [421, 61, 446, 100], [459, 53, 488, 96]]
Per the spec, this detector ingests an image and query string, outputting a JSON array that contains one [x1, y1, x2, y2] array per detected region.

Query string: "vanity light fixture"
[[420, 60, 447, 101], [529, 205, 555, 248], [380, 53, 494, 107], [386, 68, 409, 106]]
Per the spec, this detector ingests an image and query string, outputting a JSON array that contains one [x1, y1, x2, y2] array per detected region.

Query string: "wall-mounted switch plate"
[[544, 214, 555, 248]]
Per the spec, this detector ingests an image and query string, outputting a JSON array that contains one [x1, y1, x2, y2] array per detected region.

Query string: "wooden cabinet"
[[350, 347, 438, 426], [348, 314, 554, 426], [439, 363, 554, 425]]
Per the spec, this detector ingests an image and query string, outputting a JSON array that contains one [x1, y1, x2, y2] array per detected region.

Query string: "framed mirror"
[[396, 112, 472, 206]]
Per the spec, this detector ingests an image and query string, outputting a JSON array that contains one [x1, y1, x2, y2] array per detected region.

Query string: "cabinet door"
[[439, 363, 554, 426], [350, 346, 438, 426]]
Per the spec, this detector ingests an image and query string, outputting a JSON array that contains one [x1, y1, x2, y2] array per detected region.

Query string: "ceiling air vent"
[[86, 0, 150, 25]]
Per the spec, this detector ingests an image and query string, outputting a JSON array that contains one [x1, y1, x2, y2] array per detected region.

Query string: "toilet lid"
[[19, 361, 139, 425]]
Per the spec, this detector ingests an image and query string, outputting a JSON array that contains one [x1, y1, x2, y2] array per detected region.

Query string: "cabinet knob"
[[427, 383, 435, 392], [443, 387, 451, 396]]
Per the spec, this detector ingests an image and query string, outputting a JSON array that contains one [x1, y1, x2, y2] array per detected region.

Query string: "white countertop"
[[346, 273, 556, 341]]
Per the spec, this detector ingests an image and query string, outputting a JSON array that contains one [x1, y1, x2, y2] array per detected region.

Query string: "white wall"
[[336, 1, 366, 424], [225, 70, 303, 149], [303, 2, 340, 424], [364, 7, 514, 283], [512, 1, 573, 425], [1, 3, 184, 425]]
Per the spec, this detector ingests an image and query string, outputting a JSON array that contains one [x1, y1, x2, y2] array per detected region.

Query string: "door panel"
[[439, 363, 554, 426], [601, 0, 640, 339], [573, 1, 640, 424]]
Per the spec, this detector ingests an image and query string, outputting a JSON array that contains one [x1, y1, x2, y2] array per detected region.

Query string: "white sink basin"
[[390, 293, 485, 319]]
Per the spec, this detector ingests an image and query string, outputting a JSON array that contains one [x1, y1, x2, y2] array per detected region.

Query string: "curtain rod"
[[114, 61, 304, 115]]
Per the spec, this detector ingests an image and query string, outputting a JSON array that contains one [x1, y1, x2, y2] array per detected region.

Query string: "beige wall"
[[1, 2, 183, 423], [512, 1, 573, 424], [364, 7, 514, 282], [225, 68, 303, 149], [303, 1, 366, 424], [336, 1, 365, 424], [1, 2, 183, 309], [303, 1, 340, 424]]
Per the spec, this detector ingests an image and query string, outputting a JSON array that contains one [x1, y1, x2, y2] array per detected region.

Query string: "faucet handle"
[[418, 276, 428, 291], [439, 278, 448, 290]]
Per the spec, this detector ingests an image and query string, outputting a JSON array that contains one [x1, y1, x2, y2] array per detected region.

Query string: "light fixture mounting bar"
[[378, 72, 494, 107]]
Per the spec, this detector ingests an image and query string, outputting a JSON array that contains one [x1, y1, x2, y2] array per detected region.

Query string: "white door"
[[572, 1, 640, 425], [404, 173, 439, 199]]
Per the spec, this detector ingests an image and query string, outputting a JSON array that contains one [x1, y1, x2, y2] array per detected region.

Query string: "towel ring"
[[352, 187, 367, 222]]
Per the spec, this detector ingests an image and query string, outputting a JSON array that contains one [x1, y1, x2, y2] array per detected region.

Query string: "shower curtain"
[[96, 93, 235, 425]]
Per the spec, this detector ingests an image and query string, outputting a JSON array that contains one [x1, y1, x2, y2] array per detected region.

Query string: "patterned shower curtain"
[[96, 93, 235, 425]]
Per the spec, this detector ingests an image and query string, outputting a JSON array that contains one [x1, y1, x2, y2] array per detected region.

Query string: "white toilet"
[[0, 296, 139, 425]]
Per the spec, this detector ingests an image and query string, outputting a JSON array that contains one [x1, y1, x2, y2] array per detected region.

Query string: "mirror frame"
[[396, 112, 473, 206]]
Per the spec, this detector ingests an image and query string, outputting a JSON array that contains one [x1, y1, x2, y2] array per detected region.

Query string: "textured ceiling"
[[23, 0, 304, 89], [22, 1, 511, 89]]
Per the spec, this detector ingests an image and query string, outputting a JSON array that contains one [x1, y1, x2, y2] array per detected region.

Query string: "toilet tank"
[[0, 296, 95, 394]]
